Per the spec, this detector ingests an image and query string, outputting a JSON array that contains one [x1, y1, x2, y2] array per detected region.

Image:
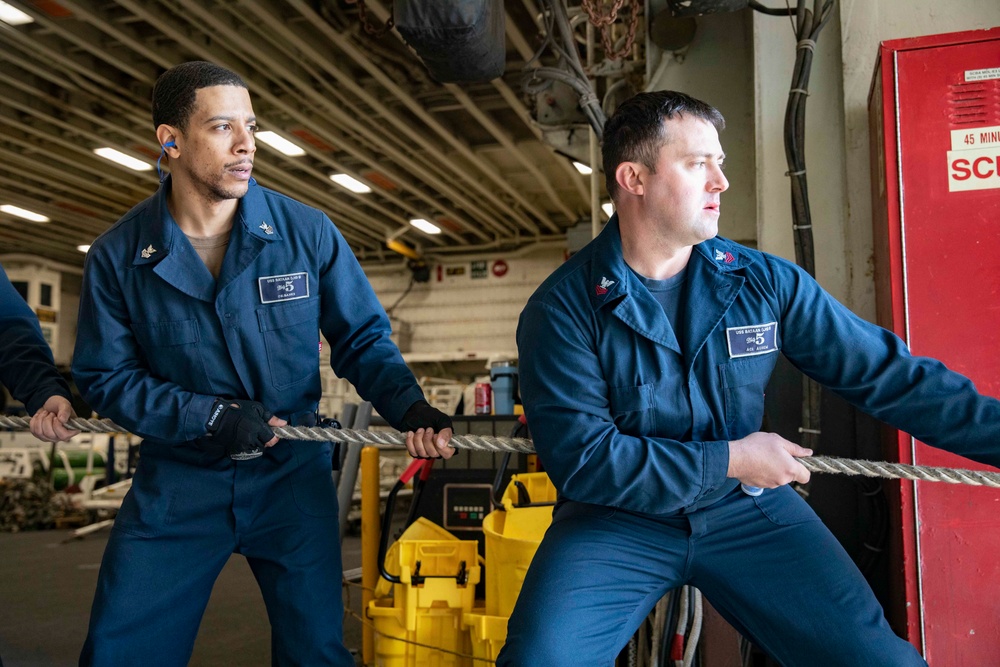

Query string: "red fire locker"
[[869, 27, 1000, 664]]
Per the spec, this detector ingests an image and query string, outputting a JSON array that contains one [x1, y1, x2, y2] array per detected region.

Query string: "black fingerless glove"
[[397, 399, 453, 433], [204, 398, 274, 461]]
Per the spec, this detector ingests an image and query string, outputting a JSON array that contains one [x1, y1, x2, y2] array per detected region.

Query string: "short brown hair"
[[602, 91, 725, 200]]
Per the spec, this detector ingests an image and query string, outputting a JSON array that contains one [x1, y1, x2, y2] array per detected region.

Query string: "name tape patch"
[[259, 272, 309, 304], [726, 322, 778, 358]]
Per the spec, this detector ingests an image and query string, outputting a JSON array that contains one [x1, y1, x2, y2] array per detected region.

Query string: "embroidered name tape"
[[259, 272, 309, 303], [726, 322, 778, 358]]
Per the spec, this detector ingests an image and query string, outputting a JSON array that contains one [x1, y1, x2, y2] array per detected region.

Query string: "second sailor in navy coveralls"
[[72, 61, 452, 666], [494, 91, 1000, 666]]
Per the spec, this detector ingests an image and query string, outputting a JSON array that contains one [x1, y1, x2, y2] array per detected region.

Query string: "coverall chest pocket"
[[609, 382, 655, 435], [719, 354, 777, 437], [132, 318, 210, 388], [256, 299, 321, 389]]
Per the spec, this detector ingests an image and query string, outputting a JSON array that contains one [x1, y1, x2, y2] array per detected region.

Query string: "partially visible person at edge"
[[72, 61, 453, 666], [0, 262, 79, 443], [491, 90, 1000, 666]]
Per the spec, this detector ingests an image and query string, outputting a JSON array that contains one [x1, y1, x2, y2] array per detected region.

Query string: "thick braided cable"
[[799, 455, 1000, 488], [0, 416, 536, 455], [3, 416, 999, 487]]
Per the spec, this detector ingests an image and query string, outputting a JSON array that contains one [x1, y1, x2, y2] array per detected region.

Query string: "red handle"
[[399, 458, 434, 484]]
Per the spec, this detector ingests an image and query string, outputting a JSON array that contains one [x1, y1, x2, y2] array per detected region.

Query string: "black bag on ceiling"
[[393, 0, 506, 83]]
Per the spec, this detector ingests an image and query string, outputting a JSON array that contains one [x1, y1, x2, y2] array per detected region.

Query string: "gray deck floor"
[[0, 527, 367, 666]]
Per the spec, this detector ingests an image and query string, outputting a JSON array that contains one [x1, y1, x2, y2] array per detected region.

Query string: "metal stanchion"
[[360, 446, 380, 666]]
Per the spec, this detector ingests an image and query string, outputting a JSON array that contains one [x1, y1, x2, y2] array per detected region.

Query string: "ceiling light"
[[409, 218, 441, 235], [573, 161, 593, 175], [77, 244, 91, 253], [94, 147, 153, 172], [0, 1, 33, 25], [602, 202, 615, 218], [255, 131, 306, 156], [329, 173, 372, 194], [1, 204, 50, 223]]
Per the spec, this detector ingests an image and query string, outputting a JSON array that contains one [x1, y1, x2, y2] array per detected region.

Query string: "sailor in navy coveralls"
[[73, 61, 452, 666], [494, 91, 1000, 666]]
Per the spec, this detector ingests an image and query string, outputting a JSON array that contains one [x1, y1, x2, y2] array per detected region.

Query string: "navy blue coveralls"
[[0, 262, 71, 413], [72, 177, 424, 666], [499, 218, 1000, 666]]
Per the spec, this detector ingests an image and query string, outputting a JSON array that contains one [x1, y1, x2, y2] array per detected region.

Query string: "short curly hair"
[[151, 61, 247, 131], [602, 91, 725, 201]]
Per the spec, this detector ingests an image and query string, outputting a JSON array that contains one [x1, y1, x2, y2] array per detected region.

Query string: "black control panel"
[[443, 484, 494, 531]]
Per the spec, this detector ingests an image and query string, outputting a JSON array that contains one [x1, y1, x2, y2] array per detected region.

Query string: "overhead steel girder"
[[269, 0, 557, 233], [89, 0, 504, 245], [203, 0, 513, 240]]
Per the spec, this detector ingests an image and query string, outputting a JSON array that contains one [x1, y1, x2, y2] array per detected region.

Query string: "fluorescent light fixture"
[[573, 161, 593, 175], [409, 218, 441, 235], [602, 202, 615, 218], [0, 1, 33, 25], [329, 173, 372, 194], [255, 131, 306, 157], [93, 147, 153, 172], [77, 244, 91, 253], [1, 204, 49, 223]]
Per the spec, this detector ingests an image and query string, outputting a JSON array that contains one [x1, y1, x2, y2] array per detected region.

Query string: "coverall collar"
[[130, 177, 282, 302], [589, 216, 751, 366]]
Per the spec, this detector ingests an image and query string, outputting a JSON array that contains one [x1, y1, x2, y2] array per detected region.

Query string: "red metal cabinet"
[[870, 27, 1000, 664]]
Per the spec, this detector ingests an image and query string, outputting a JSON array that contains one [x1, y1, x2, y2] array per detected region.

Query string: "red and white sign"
[[948, 125, 1000, 192], [491, 259, 508, 277]]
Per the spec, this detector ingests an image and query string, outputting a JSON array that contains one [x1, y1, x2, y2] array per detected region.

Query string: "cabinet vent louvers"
[[947, 79, 1000, 127]]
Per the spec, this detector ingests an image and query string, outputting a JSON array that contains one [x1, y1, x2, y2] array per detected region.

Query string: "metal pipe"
[[588, 21, 602, 239]]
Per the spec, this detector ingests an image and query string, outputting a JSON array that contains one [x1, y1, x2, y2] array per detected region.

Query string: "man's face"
[[640, 115, 729, 247], [173, 85, 257, 202]]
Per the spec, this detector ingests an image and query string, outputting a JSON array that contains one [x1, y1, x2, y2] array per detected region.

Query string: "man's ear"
[[155, 125, 179, 155], [615, 162, 644, 197]]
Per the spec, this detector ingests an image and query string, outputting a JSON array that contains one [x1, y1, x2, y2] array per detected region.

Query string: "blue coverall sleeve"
[[517, 300, 730, 514], [315, 217, 425, 429], [72, 247, 216, 442], [0, 264, 71, 415], [768, 255, 1000, 468]]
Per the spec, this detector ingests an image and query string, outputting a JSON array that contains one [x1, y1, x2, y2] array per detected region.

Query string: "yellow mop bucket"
[[368, 459, 482, 666], [483, 472, 556, 617]]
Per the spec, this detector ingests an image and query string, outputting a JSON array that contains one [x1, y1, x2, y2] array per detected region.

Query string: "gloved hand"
[[204, 398, 275, 460], [399, 399, 453, 433], [399, 400, 455, 460]]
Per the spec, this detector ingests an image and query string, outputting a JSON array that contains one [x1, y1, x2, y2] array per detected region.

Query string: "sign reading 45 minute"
[[948, 124, 1000, 192]]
